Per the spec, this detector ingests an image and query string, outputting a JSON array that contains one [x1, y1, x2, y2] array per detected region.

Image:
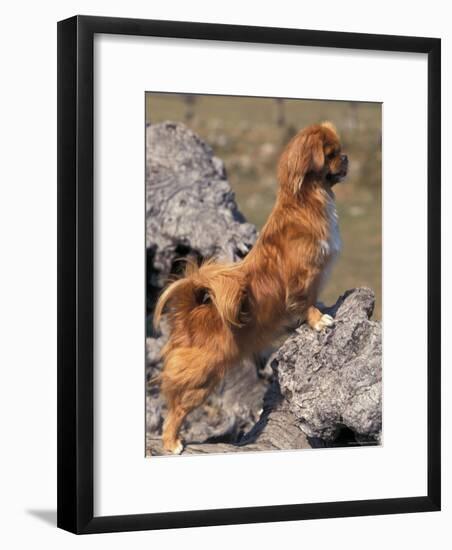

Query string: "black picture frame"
[[57, 15, 441, 534]]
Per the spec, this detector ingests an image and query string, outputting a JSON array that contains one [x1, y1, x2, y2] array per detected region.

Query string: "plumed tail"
[[153, 277, 193, 330], [153, 261, 249, 330]]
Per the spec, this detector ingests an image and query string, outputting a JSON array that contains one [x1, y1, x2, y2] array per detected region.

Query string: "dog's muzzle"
[[327, 154, 348, 185]]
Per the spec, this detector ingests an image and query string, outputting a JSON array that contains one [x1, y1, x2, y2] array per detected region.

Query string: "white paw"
[[314, 314, 334, 331], [171, 440, 184, 455]]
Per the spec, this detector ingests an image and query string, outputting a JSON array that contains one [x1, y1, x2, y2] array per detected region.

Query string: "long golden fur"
[[153, 122, 348, 454]]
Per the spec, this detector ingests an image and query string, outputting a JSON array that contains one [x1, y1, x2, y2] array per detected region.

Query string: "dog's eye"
[[327, 151, 336, 160]]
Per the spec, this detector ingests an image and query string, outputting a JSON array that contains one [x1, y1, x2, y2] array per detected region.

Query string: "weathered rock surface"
[[147, 380, 312, 456], [273, 288, 382, 444], [146, 122, 257, 294]]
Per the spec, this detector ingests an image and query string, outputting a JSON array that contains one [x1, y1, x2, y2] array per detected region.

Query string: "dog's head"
[[278, 122, 348, 194]]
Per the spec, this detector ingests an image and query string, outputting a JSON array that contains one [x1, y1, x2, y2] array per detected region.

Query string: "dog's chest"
[[318, 201, 341, 287], [319, 203, 341, 258]]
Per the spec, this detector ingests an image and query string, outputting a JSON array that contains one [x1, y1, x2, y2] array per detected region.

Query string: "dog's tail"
[[153, 276, 193, 330], [153, 261, 248, 331]]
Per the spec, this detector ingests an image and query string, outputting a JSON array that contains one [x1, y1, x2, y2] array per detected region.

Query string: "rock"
[[147, 380, 311, 456], [146, 122, 257, 293], [273, 288, 382, 443]]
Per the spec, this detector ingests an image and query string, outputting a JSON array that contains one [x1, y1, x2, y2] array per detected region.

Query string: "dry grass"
[[146, 93, 382, 319]]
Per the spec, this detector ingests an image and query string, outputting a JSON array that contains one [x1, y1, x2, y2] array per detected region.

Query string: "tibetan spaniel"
[[153, 121, 348, 454]]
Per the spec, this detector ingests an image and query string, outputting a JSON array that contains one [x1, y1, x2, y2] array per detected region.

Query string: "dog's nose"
[[341, 154, 348, 163]]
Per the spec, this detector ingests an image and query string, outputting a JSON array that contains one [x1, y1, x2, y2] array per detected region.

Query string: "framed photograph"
[[57, 15, 441, 534]]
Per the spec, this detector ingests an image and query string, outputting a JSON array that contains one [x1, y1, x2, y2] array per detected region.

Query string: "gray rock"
[[146, 122, 257, 291], [273, 288, 382, 443], [147, 380, 311, 456]]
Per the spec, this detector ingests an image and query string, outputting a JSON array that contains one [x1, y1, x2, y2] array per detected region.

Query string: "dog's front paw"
[[313, 313, 334, 331]]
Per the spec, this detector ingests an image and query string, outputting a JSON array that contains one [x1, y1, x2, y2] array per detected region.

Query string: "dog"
[[153, 121, 348, 454]]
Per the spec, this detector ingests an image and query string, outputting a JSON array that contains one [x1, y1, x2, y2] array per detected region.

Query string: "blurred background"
[[146, 93, 382, 319]]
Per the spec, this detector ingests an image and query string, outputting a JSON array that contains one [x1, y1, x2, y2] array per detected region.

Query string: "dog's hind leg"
[[160, 347, 226, 454], [162, 386, 212, 454], [162, 402, 188, 455]]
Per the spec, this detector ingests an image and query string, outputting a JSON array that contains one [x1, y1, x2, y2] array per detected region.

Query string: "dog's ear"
[[278, 130, 325, 193]]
